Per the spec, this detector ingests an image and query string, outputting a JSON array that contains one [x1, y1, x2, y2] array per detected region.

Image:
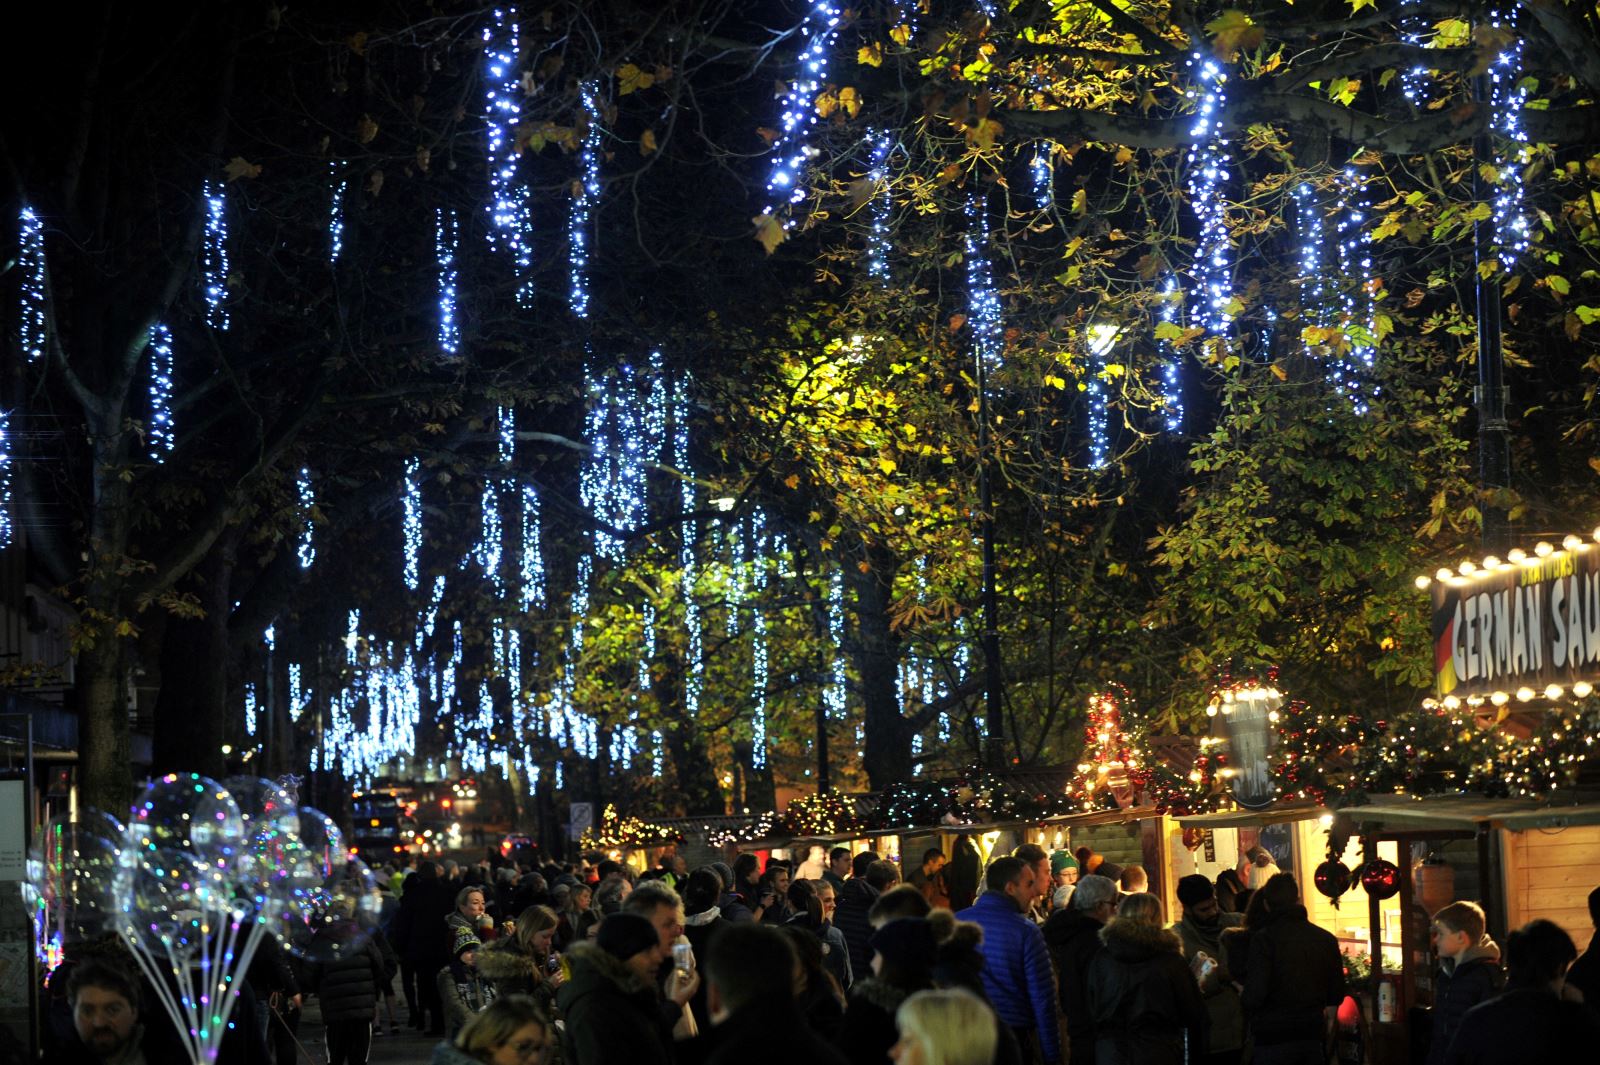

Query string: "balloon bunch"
[[28, 774, 367, 1064]]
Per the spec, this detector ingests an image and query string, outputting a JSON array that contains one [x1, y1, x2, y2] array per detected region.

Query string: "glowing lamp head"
[[1516, 687, 1536, 702], [1415, 575, 1432, 590], [1491, 691, 1510, 706], [1458, 561, 1477, 576], [1545, 684, 1564, 700], [1564, 535, 1583, 552], [1574, 681, 1594, 698], [1535, 541, 1554, 557], [1508, 548, 1526, 563], [1435, 568, 1453, 582], [1442, 695, 1461, 710]]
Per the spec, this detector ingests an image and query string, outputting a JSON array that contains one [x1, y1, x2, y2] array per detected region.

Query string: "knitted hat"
[[1050, 850, 1079, 876], [1176, 874, 1216, 908], [869, 917, 938, 973], [452, 924, 482, 958], [1071, 874, 1118, 911], [595, 912, 660, 961]]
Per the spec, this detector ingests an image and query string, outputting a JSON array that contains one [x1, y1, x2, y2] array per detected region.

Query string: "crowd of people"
[[38, 839, 1600, 1065]]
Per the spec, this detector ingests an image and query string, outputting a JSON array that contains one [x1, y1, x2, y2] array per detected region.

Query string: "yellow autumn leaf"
[[640, 129, 658, 155], [890, 23, 912, 45], [784, 474, 801, 490], [752, 213, 786, 255], [1205, 10, 1264, 61], [1114, 145, 1134, 165], [356, 114, 380, 145], [1072, 188, 1087, 215], [858, 43, 883, 67], [1269, 362, 1289, 380], [815, 90, 839, 118], [223, 156, 263, 182], [617, 63, 654, 95], [877, 457, 897, 474], [838, 86, 861, 119], [967, 116, 1004, 149]]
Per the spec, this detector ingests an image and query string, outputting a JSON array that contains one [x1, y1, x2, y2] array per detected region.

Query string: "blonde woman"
[[890, 987, 998, 1065], [478, 906, 564, 1014], [431, 993, 550, 1065]]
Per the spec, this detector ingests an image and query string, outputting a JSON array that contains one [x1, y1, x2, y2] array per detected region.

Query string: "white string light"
[[244, 683, 258, 737], [1398, 0, 1430, 105], [520, 484, 545, 611], [1487, 5, 1530, 268], [1184, 55, 1234, 334], [202, 181, 230, 330], [483, 7, 536, 305], [750, 511, 768, 768], [675, 385, 701, 719], [477, 480, 505, 595], [1086, 324, 1116, 469], [762, 2, 843, 224], [435, 208, 461, 355], [296, 468, 315, 569], [0, 411, 12, 549], [570, 82, 602, 318], [402, 459, 422, 591], [1158, 279, 1183, 432], [329, 162, 347, 263], [1332, 168, 1377, 412], [825, 569, 847, 719], [1031, 142, 1054, 209], [18, 207, 46, 363], [965, 197, 1004, 374], [866, 130, 892, 282], [148, 324, 175, 461]]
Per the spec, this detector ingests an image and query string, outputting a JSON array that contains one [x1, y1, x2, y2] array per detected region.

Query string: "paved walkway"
[[283, 999, 440, 1065]]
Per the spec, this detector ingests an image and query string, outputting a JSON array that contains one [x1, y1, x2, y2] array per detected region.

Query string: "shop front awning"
[[1173, 803, 1326, 829], [1345, 793, 1600, 832]]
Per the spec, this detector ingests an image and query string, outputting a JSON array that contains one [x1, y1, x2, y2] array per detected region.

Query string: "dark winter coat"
[[797, 979, 847, 1042], [786, 911, 854, 991], [832, 878, 882, 981], [1426, 938, 1502, 1065], [391, 877, 455, 967], [1240, 904, 1345, 1046], [685, 996, 850, 1065], [683, 910, 726, 1032], [1442, 986, 1600, 1065], [244, 925, 301, 1003], [1086, 917, 1208, 1065], [555, 942, 674, 1065], [1173, 910, 1245, 1054], [1219, 923, 1254, 989], [1567, 931, 1600, 1017], [1042, 904, 1104, 1061], [303, 920, 390, 1022], [833, 977, 923, 1065], [946, 839, 982, 911]]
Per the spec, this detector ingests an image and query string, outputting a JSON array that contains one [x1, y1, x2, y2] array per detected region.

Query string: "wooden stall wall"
[[1501, 824, 1600, 947]]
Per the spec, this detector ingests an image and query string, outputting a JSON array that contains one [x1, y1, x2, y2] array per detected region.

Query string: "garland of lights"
[[477, 480, 505, 596], [1331, 167, 1376, 412], [1157, 279, 1183, 432], [18, 207, 46, 363], [786, 790, 860, 835], [435, 208, 461, 355], [520, 484, 546, 611], [328, 162, 347, 263], [762, 1, 844, 225], [866, 130, 893, 282], [0, 411, 11, 550], [1086, 325, 1115, 469], [749, 512, 769, 768], [296, 468, 315, 569], [1184, 54, 1233, 334], [1486, 5, 1531, 268], [202, 181, 230, 330], [147, 325, 176, 461], [483, 7, 536, 306], [402, 459, 422, 591], [1069, 687, 1144, 810], [965, 196, 1004, 375], [581, 804, 686, 849], [570, 82, 601, 318]]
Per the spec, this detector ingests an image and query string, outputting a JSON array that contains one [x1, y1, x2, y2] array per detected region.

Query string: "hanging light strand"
[[402, 459, 422, 591], [202, 181, 230, 330], [328, 162, 347, 263], [1158, 279, 1184, 432], [436, 208, 461, 355], [1184, 55, 1234, 334], [866, 130, 893, 282], [1332, 168, 1377, 412], [18, 208, 46, 364], [297, 468, 315, 569], [965, 197, 1004, 375], [570, 83, 602, 318], [1487, 5, 1531, 268], [520, 484, 546, 611], [0, 411, 12, 549], [148, 325, 176, 462], [762, 2, 844, 223], [483, 7, 536, 304]]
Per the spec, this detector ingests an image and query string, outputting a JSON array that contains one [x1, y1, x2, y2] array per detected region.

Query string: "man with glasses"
[[1043, 874, 1118, 1065]]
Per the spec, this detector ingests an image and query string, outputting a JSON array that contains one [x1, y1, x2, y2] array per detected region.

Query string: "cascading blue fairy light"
[[1031, 143, 1054, 209], [674, 387, 702, 719], [1158, 280, 1183, 431], [435, 209, 461, 355], [328, 163, 347, 263], [965, 198, 1004, 374], [483, 7, 535, 306], [244, 683, 258, 737], [288, 664, 303, 719], [418, 574, 447, 652], [762, 2, 843, 225], [497, 405, 516, 464], [1486, 5, 1531, 268], [296, 468, 316, 568], [1332, 168, 1376, 411], [580, 362, 650, 561], [148, 325, 176, 461], [18, 208, 46, 363], [477, 480, 505, 595], [520, 485, 545, 611], [202, 181, 230, 330], [569, 82, 602, 318], [725, 521, 745, 638], [1085, 325, 1116, 469], [824, 569, 846, 719], [1398, 0, 1430, 105], [866, 130, 893, 282], [749, 511, 768, 768], [1184, 55, 1234, 334], [0, 411, 12, 549], [1292, 183, 1328, 346], [402, 459, 423, 591]]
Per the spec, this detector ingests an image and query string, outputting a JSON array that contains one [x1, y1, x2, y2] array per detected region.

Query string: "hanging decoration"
[[965, 196, 1004, 374], [296, 469, 315, 569], [580, 803, 685, 849], [823, 569, 847, 720], [1314, 859, 1354, 901], [1358, 857, 1401, 901], [435, 209, 461, 355], [1183, 54, 1233, 334], [202, 180, 230, 330], [147, 325, 176, 461], [0, 411, 11, 550], [483, 6, 535, 305], [1070, 687, 1143, 810], [1085, 324, 1115, 469], [865, 129, 893, 282], [1331, 167, 1376, 412], [786, 790, 860, 835], [519, 484, 545, 611], [18, 207, 47, 363], [761, 1, 844, 225], [1158, 279, 1183, 432], [1206, 670, 1283, 808], [402, 459, 422, 592], [569, 82, 601, 318], [749, 513, 769, 769], [1030, 142, 1054, 209], [328, 162, 347, 263], [1486, 5, 1530, 268], [870, 781, 955, 830]]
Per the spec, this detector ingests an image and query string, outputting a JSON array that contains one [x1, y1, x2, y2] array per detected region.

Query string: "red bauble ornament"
[[1314, 860, 1353, 899], [1359, 858, 1401, 900]]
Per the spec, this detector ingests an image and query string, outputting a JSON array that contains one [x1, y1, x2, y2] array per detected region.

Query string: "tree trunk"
[[77, 634, 133, 813], [654, 656, 724, 815], [849, 547, 909, 791], [151, 532, 237, 778]]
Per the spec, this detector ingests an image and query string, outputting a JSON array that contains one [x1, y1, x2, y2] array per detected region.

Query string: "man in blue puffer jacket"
[[957, 856, 1061, 1065]]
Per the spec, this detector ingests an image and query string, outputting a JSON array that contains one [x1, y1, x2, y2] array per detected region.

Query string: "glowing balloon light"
[[202, 181, 230, 330], [148, 325, 176, 461], [435, 209, 461, 355], [18, 207, 46, 363], [1184, 55, 1234, 334]]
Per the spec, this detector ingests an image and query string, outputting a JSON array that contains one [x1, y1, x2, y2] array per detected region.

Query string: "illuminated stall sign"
[[1430, 539, 1600, 701]]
